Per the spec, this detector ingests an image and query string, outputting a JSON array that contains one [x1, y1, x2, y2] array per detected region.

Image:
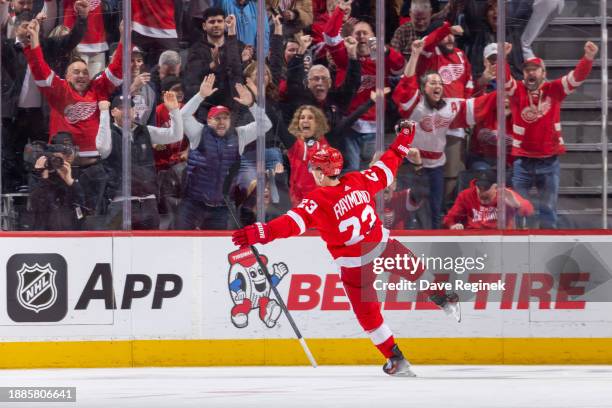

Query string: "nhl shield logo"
[[16, 263, 58, 313], [7, 254, 68, 322]]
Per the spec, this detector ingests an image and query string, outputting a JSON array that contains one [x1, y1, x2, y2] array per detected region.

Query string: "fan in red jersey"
[[24, 19, 123, 158], [443, 170, 534, 230], [503, 41, 599, 228], [62, 0, 108, 76], [233, 121, 461, 377], [322, 4, 405, 171], [132, 0, 179, 66]]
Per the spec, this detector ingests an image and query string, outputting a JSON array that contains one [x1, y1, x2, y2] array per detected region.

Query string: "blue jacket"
[[214, 0, 269, 55], [185, 126, 240, 206]]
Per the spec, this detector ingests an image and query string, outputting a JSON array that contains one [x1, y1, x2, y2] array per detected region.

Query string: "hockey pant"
[[339, 238, 442, 358]]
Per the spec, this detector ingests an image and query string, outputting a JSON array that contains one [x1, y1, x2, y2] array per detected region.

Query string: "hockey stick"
[[222, 173, 318, 368]]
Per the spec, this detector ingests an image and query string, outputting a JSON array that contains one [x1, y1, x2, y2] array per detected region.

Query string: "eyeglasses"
[[308, 75, 330, 83]]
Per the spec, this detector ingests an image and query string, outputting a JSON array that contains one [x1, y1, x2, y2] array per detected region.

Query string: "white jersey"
[[392, 74, 490, 168]]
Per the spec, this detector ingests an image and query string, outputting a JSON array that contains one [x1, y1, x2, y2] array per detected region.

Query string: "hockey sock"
[[376, 335, 397, 359]]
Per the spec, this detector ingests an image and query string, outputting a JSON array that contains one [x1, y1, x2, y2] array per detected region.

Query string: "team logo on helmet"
[[310, 147, 343, 176]]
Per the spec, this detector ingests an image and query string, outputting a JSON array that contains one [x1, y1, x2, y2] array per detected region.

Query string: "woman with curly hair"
[[284, 105, 330, 205], [280, 90, 381, 204]]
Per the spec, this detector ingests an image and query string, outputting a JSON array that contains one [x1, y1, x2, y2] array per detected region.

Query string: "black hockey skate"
[[382, 344, 416, 377], [430, 292, 461, 322]]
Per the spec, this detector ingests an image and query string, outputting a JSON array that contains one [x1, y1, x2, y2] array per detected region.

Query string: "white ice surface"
[[0, 366, 611, 408]]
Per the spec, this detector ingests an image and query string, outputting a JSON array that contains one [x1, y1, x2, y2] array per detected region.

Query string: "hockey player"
[[232, 121, 460, 377]]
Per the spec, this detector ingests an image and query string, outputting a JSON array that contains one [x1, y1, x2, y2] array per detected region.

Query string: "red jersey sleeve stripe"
[[323, 31, 343, 46], [466, 98, 476, 126], [286, 210, 306, 235], [373, 160, 394, 187], [399, 86, 421, 112], [104, 68, 122, 87], [34, 72, 55, 88]]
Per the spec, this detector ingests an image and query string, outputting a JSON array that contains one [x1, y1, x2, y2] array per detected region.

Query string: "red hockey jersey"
[[153, 103, 188, 170], [63, 0, 107, 53], [266, 148, 403, 266], [504, 58, 593, 158], [418, 22, 474, 99], [132, 0, 177, 39], [24, 43, 123, 156], [443, 180, 534, 229], [469, 92, 514, 167], [324, 6, 405, 133], [288, 136, 330, 205]]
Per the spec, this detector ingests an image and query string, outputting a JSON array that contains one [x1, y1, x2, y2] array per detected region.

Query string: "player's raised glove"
[[390, 119, 417, 158], [232, 222, 272, 247]]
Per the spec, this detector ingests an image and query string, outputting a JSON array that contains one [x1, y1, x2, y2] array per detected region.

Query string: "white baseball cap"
[[484, 43, 498, 59]]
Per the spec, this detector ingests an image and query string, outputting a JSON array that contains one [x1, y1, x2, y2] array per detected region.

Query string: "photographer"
[[29, 132, 85, 231]]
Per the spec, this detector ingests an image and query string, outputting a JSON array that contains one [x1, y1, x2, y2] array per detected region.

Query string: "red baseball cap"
[[523, 57, 545, 69], [208, 105, 230, 119]]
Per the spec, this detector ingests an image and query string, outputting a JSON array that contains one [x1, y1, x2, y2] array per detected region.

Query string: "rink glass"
[[0, 1, 608, 231]]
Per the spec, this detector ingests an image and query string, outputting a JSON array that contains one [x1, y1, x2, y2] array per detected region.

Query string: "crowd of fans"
[[0, 0, 600, 231]]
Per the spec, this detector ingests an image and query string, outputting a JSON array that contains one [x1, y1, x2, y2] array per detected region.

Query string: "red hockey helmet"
[[309, 147, 344, 177]]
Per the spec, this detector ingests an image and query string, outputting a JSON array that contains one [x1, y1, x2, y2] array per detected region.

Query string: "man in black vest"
[[177, 74, 271, 230], [97, 91, 183, 230]]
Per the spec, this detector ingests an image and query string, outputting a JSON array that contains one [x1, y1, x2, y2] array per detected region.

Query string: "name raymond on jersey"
[[333, 190, 371, 219]]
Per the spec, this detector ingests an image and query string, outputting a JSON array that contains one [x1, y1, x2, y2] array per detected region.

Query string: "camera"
[[45, 155, 65, 171], [24, 141, 77, 173], [270, 7, 284, 21]]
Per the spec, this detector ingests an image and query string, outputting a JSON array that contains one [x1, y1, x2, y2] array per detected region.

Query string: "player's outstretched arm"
[[360, 120, 417, 195], [232, 199, 319, 247]]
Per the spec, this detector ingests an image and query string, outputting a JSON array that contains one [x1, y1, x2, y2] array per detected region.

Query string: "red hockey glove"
[[232, 222, 272, 247], [390, 119, 417, 157]]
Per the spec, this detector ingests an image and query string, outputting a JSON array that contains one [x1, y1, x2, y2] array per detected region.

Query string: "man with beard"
[[176, 75, 272, 230], [504, 41, 598, 229], [183, 8, 243, 112], [0, 0, 35, 39]]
